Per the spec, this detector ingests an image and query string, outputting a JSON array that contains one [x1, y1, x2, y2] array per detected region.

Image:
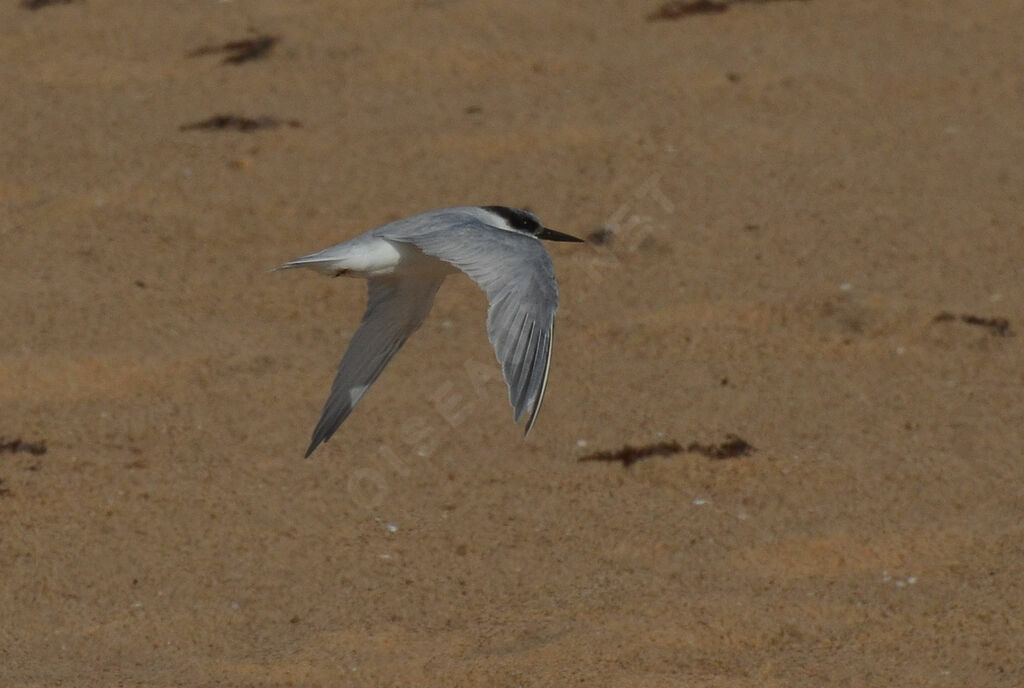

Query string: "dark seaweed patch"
[[648, 0, 729, 19], [587, 227, 615, 245], [685, 434, 754, 460], [179, 115, 301, 133], [959, 314, 1013, 337], [648, 0, 808, 21], [187, 35, 279, 65], [933, 312, 1013, 337], [21, 0, 77, 10], [580, 434, 755, 467], [0, 437, 47, 456], [579, 440, 682, 468]]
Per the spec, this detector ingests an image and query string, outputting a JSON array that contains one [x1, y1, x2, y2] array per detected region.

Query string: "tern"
[[278, 206, 583, 457]]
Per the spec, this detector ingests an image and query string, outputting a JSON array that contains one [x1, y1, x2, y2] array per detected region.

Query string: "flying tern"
[[278, 206, 583, 457]]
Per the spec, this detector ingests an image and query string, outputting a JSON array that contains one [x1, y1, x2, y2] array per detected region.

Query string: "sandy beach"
[[2, 0, 1022, 685]]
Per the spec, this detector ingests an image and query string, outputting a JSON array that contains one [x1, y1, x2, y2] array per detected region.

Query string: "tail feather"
[[272, 254, 347, 275]]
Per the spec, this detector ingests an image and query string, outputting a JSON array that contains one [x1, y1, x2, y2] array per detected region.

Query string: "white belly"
[[340, 237, 406, 276], [283, 236, 453, 279]]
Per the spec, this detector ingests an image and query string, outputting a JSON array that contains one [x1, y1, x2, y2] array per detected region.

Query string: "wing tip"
[[522, 405, 540, 438], [304, 426, 329, 458], [512, 327, 552, 440], [305, 413, 343, 458]]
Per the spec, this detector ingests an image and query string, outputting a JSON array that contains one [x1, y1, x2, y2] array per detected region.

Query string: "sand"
[[2, 0, 1022, 685]]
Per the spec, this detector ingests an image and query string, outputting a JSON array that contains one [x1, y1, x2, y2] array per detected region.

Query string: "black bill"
[[536, 227, 585, 242]]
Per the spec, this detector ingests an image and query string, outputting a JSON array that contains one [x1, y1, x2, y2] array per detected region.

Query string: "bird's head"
[[480, 206, 584, 243]]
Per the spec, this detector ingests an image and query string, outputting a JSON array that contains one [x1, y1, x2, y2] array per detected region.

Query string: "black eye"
[[510, 214, 535, 230]]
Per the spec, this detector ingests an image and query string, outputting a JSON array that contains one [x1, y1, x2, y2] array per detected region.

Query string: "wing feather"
[[305, 274, 444, 457], [384, 222, 560, 435]]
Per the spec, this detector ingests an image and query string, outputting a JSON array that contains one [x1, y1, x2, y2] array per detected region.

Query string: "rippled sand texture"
[[2, 1, 1022, 686]]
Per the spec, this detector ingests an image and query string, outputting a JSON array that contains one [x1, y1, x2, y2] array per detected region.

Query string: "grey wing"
[[390, 225, 559, 435], [306, 274, 444, 457]]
